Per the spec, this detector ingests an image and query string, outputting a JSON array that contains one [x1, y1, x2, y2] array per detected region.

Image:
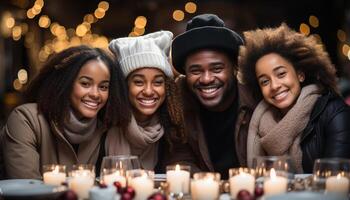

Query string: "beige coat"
[[2, 103, 106, 179]]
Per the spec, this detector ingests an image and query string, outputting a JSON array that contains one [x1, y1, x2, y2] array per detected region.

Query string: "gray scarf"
[[63, 109, 97, 144], [247, 84, 321, 173], [106, 114, 164, 170]]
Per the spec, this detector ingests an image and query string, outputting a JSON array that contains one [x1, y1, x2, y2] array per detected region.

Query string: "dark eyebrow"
[[257, 66, 285, 79], [79, 76, 109, 83]]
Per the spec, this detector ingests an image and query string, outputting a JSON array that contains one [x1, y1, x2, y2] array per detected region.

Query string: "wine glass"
[[252, 156, 295, 179], [312, 158, 350, 197], [100, 155, 141, 186]]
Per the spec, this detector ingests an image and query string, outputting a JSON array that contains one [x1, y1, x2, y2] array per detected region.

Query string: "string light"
[[173, 10, 185, 21], [299, 23, 310, 36], [308, 15, 319, 28], [185, 2, 197, 14]]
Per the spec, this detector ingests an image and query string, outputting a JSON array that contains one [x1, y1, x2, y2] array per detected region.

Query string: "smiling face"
[[127, 68, 166, 122], [70, 59, 110, 119], [255, 53, 305, 114], [185, 49, 236, 111]]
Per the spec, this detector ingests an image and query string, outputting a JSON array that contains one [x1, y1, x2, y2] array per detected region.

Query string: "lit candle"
[[229, 170, 255, 198], [191, 177, 219, 200], [166, 164, 190, 194], [43, 165, 66, 186], [326, 174, 349, 195], [263, 168, 288, 196], [102, 171, 127, 187], [69, 169, 95, 199], [128, 174, 154, 200]]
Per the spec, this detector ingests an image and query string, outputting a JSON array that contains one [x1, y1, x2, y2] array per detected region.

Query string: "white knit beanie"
[[109, 30, 174, 78]]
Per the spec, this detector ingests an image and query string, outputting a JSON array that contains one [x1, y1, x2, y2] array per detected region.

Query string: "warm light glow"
[[76, 24, 88, 37], [12, 26, 22, 37], [347, 50, 350, 60], [26, 9, 35, 19], [5, 17, 15, 28], [134, 16, 147, 29], [185, 2, 197, 14], [98, 1, 109, 11], [173, 10, 185, 21], [84, 14, 95, 24], [175, 164, 180, 171], [13, 79, 22, 90], [133, 27, 145, 35], [128, 32, 137, 37], [18, 69, 28, 84], [270, 168, 277, 179], [32, 6, 42, 15], [299, 23, 310, 36], [311, 34, 322, 44], [342, 44, 350, 56], [50, 22, 59, 35], [38, 15, 51, 28], [94, 8, 106, 19], [34, 0, 44, 8], [337, 30, 346, 42], [309, 15, 319, 28]]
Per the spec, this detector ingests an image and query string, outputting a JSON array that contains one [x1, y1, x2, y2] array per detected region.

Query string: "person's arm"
[[324, 103, 350, 157], [2, 106, 41, 179]]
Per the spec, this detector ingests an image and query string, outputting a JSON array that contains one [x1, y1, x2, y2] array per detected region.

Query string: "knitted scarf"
[[106, 114, 164, 170], [63, 109, 97, 144], [247, 84, 321, 173]]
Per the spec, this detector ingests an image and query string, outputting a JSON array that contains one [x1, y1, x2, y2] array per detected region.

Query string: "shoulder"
[[312, 91, 349, 120]]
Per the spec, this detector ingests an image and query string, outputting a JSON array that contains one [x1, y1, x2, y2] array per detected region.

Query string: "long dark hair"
[[26, 45, 131, 128]]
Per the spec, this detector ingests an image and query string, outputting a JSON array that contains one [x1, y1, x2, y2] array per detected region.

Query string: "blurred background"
[[0, 0, 349, 126]]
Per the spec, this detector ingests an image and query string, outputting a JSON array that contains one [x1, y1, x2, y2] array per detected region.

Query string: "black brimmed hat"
[[171, 14, 244, 74]]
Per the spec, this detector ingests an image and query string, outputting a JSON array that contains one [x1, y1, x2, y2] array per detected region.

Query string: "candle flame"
[[337, 174, 342, 179], [175, 164, 180, 171], [270, 168, 276, 179], [53, 166, 59, 173]]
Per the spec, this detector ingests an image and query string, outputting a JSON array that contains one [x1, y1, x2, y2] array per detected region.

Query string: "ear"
[[298, 71, 305, 82]]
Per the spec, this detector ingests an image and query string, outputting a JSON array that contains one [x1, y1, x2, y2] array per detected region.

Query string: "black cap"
[[171, 14, 244, 74]]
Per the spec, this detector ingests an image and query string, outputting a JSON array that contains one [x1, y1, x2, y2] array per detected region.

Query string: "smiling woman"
[[107, 30, 187, 170], [238, 24, 350, 173], [1, 45, 131, 179]]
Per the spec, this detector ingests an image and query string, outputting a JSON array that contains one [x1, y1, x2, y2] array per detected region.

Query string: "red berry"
[[121, 192, 133, 200], [124, 186, 135, 198], [99, 182, 108, 188], [237, 189, 253, 200], [59, 190, 78, 200], [254, 186, 264, 197], [148, 193, 166, 200], [113, 181, 123, 193]]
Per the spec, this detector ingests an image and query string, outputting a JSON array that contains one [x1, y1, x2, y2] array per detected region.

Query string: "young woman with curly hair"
[[108, 30, 186, 170], [2, 45, 131, 179], [238, 24, 350, 173]]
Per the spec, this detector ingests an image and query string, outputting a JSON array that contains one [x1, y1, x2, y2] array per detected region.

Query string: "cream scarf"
[[106, 114, 164, 170], [63, 109, 97, 144], [247, 84, 321, 173]]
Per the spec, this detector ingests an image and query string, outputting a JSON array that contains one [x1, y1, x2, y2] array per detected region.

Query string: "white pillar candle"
[[326, 174, 350, 195], [43, 166, 66, 186], [230, 171, 255, 198], [129, 175, 154, 200], [166, 164, 190, 194], [191, 178, 219, 200], [102, 171, 127, 187], [263, 168, 288, 196], [69, 170, 95, 200]]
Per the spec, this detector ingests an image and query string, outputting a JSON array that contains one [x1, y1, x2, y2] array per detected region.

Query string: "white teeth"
[[140, 99, 156, 105], [201, 88, 217, 94], [84, 101, 98, 108], [274, 91, 288, 100]]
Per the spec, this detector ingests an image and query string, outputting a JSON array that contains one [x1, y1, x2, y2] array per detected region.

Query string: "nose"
[[199, 71, 214, 84], [270, 78, 281, 90], [142, 83, 154, 96], [89, 86, 100, 99]]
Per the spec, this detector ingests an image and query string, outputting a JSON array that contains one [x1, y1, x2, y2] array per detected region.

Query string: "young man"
[[171, 14, 254, 178]]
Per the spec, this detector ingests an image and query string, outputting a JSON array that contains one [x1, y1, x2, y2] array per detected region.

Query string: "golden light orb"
[[38, 15, 51, 28], [337, 30, 346, 42], [98, 1, 109, 11], [134, 16, 147, 29], [299, 23, 310, 36], [309, 15, 319, 28], [173, 10, 185, 21], [185, 2, 197, 14]]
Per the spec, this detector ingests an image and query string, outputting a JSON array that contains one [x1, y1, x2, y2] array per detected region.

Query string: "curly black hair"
[[238, 23, 338, 103]]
